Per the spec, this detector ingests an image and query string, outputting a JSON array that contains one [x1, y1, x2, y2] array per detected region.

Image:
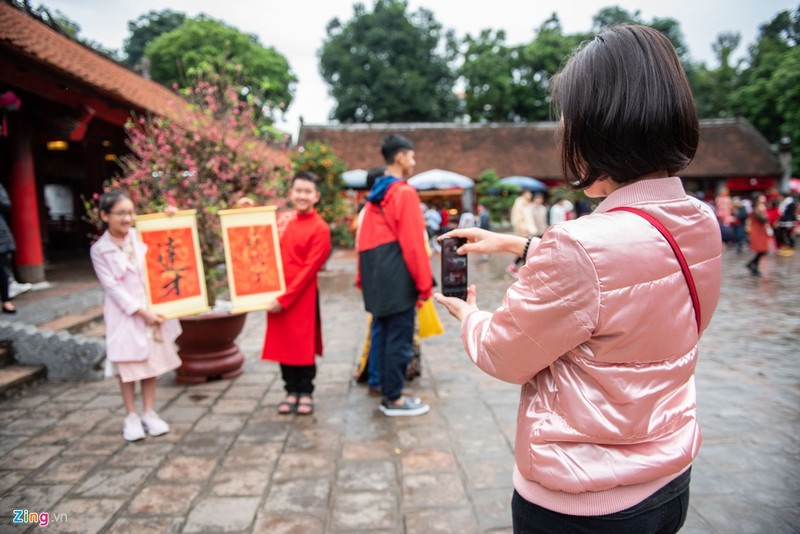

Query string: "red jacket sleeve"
[[276, 221, 331, 310], [390, 186, 433, 301]]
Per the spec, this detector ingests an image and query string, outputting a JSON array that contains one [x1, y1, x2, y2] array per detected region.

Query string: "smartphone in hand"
[[441, 237, 468, 300]]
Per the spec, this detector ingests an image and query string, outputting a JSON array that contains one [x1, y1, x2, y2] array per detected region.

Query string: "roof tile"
[[0, 3, 187, 119], [299, 119, 782, 180]]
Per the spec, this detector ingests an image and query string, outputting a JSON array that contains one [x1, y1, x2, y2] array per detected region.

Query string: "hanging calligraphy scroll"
[[218, 206, 286, 314], [135, 210, 210, 318]]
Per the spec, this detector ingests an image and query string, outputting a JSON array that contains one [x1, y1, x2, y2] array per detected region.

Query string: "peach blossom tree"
[[104, 73, 291, 301]]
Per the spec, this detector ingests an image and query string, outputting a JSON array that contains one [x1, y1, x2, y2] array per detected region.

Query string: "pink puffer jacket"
[[462, 177, 722, 515]]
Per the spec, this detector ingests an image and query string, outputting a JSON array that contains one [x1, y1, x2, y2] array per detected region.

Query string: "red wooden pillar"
[[9, 116, 45, 282]]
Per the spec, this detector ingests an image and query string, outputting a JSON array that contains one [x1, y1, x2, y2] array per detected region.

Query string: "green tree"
[[730, 7, 800, 174], [772, 46, 800, 168], [459, 14, 584, 122], [459, 8, 688, 124], [592, 7, 689, 61], [145, 16, 296, 122], [690, 32, 742, 118], [459, 30, 516, 121], [474, 169, 520, 223], [514, 15, 586, 121], [123, 9, 186, 69], [319, 0, 458, 122], [591, 6, 640, 31]]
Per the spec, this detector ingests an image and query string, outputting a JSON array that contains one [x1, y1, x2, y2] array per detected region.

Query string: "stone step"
[[0, 364, 47, 401], [36, 305, 104, 334], [80, 322, 106, 338]]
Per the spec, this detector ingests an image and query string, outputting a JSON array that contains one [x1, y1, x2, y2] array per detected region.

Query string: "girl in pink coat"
[[90, 191, 181, 441]]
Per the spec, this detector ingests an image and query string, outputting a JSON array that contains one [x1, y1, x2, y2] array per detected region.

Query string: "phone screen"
[[441, 237, 468, 300]]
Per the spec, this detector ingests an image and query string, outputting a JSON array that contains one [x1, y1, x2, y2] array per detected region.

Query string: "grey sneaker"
[[379, 396, 430, 417]]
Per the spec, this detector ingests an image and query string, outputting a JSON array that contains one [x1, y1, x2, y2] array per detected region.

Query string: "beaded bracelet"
[[522, 235, 534, 260]]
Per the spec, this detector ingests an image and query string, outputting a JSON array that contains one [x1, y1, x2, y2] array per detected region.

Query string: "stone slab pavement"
[[0, 246, 797, 533]]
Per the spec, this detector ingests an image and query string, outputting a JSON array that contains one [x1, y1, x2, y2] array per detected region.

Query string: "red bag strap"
[[609, 206, 702, 333]]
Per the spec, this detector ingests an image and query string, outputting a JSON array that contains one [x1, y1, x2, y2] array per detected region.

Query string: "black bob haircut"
[[380, 134, 415, 165], [550, 24, 699, 189], [98, 190, 131, 214], [291, 170, 320, 189], [97, 190, 132, 230]]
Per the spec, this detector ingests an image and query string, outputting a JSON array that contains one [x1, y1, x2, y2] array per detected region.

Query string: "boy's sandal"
[[296, 395, 314, 415], [277, 395, 298, 414]]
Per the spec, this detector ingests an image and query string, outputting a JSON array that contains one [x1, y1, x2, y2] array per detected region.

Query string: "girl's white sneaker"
[[123, 413, 145, 442], [141, 411, 169, 436]]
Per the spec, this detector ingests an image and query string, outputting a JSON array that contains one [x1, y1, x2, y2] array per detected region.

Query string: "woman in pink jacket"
[[90, 191, 181, 442], [437, 25, 722, 533]]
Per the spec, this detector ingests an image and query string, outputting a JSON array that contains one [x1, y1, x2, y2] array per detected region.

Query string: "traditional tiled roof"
[[683, 118, 783, 177], [0, 2, 187, 119], [299, 118, 782, 180]]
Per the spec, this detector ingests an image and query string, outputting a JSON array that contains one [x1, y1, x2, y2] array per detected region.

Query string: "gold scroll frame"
[[218, 206, 286, 314], [134, 210, 210, 318]]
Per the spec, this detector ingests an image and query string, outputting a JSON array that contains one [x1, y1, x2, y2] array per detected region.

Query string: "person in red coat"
[[239, 172, 331, 414], [747, 194, 770, 277]]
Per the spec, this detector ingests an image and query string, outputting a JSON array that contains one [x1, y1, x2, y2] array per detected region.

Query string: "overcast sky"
[[41, 0, 797, 137]]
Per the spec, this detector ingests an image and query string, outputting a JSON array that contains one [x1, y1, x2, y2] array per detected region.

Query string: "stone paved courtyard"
[[0, 245, 798, 533]]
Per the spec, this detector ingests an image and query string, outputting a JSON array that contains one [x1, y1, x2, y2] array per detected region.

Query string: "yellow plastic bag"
[[417, 298, 444, 338], [353, 315, 372, 381]]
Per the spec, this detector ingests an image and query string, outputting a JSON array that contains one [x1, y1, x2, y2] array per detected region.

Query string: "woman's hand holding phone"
[[439, 228, 529, 257], [435, 285, 478, 322], [441, 237, 468, 300]]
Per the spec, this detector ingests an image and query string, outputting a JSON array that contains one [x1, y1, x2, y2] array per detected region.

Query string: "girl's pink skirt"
[[105, 334, 181, 383]]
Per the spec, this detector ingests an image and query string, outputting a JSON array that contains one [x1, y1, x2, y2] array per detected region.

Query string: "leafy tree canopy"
[[459, 29, 517, 121], [513, 15, 587, 121], [459, 8, 693, 124], [319, 0, 458, 122], [689, 32, 742, 118], [123, 9, 186, 69], [145, 16, 296, 122], [729, 7, 800, 175], [591, 7, 689, 60], [459, 13, 585, 122]]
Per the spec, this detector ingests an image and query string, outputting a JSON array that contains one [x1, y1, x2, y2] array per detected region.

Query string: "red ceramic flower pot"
[[175, 312, 247, 384]]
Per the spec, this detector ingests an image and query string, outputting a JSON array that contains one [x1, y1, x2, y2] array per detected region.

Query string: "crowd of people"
[[710, 186, 798, 276]]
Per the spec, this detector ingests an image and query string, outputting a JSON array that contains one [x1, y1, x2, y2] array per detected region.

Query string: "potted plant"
[[91, 70, 291, 383]]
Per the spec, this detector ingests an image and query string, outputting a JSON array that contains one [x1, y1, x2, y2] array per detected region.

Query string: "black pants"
[[280, 363, 316, 395], [512, 469, 690, 534], [373, 308, 415, 401], [0, 252, 11, 303], [748, 252, 766, 271]]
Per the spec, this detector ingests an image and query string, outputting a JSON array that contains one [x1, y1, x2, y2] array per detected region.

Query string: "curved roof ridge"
[[0, 3, 188, 120]]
